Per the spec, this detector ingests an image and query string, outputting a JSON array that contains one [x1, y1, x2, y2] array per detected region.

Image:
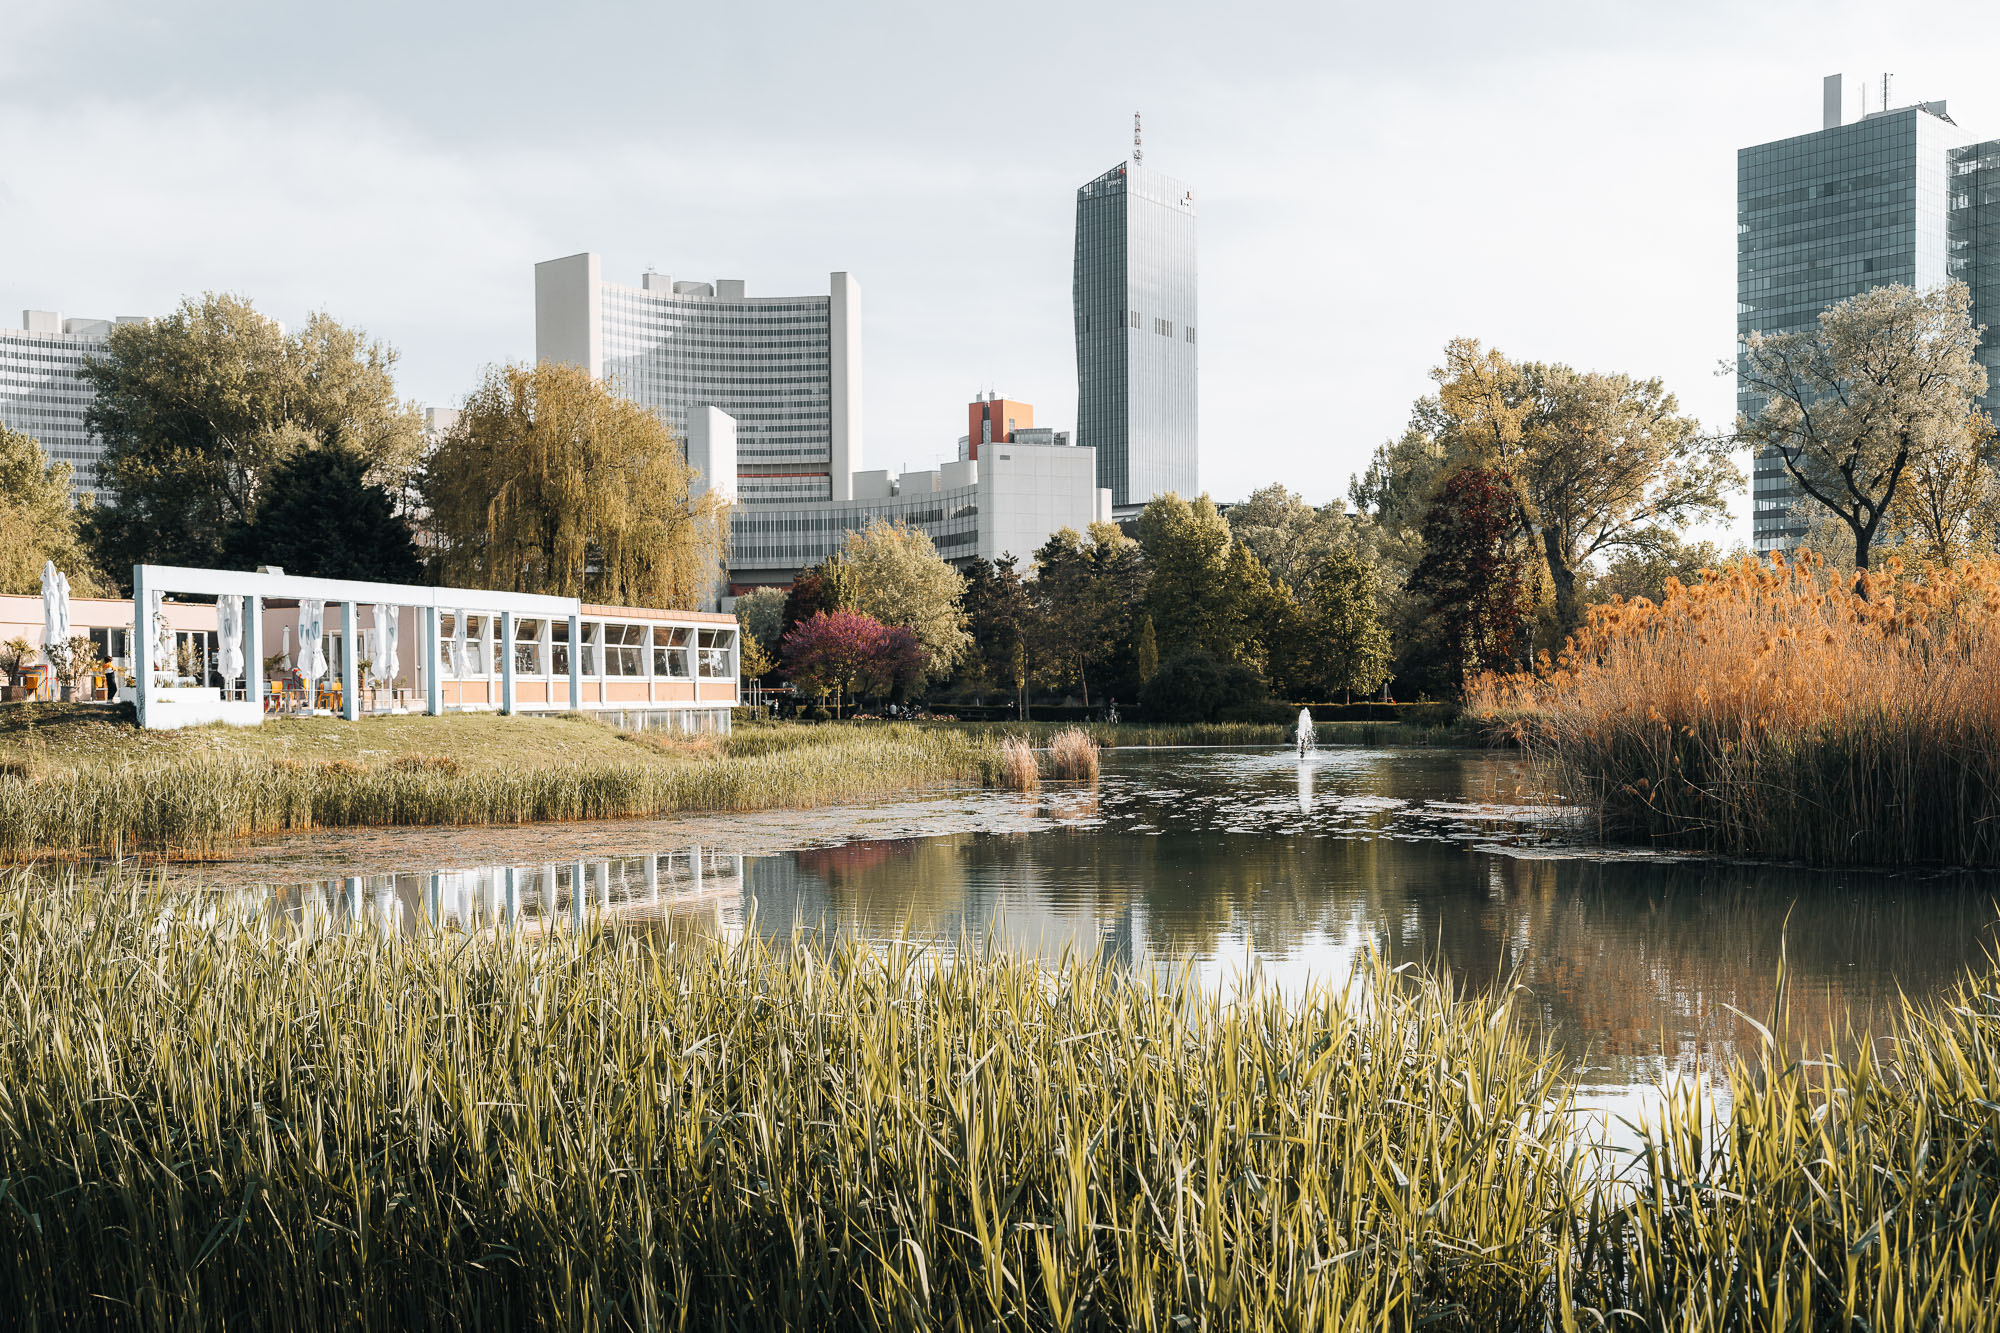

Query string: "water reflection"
[[193, 747, 2000, 1096]]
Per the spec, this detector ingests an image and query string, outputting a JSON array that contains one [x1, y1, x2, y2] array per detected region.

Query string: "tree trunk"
[[1541, 529, 1579, 634], [1852, 524, 1873, 599]]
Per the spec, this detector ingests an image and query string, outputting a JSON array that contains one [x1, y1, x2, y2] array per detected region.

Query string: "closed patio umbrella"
[[217, 596, 244, 686], [40, 561, 70, 659], [298, 599, 327, 688]]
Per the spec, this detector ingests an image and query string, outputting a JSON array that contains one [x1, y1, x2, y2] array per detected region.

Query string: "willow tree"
[[422, 362, 729, 606], [0, 427, 106, 596]]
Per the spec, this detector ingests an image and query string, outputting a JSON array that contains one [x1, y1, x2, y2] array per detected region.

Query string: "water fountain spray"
[[1295, 707, 1315, 760]]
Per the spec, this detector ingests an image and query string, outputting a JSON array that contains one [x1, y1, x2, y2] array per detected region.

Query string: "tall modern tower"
[[1739, 75, 1999, 551], [535, 254, 862, 503], [1073, 145, 1198, 513]]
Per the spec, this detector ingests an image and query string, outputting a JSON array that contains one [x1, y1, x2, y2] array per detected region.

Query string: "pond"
[[163, 744, 2000, 1105]]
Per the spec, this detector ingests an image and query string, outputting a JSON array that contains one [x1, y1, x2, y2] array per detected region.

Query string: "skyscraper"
[[1739, 76, 1997, 551], [535, 254, 861, 503], [1073, 155, 1198, 512], [1, 309, 145, 498]]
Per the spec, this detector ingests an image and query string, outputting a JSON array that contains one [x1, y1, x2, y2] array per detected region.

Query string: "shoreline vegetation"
[[0, 706, 1485, 864], [1472, 554, 2000, 867], [3, 875, 1995, 1329]]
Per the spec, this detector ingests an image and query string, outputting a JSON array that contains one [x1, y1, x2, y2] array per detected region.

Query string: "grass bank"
[[2, 876, 1997, 1329], [1470, 555, 2000, 865], [0, 705, 1002, 863]]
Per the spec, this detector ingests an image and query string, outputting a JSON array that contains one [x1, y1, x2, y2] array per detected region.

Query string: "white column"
[[425, 607, 442, 715], [131, 564, 151, 727], [244, 595, 264, 709], [340, 602, 359, 721], [568, 612, 583, 711], [500, 610, 516, 715]]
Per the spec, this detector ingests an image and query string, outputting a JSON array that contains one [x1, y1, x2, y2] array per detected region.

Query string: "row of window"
[[436, 616, 735, 681]]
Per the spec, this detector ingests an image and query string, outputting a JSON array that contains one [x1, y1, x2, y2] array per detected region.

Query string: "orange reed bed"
[[1469, 554, 2000, 866]]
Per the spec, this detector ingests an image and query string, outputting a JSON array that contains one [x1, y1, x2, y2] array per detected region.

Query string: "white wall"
[[828, 271, 862, 501], [977, 443, 1104, 565], [533, 252, 602, 376], [687, 406, 738, 502]]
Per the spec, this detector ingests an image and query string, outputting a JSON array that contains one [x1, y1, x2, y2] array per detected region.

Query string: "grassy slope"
[[0, 705, 1000, 862]]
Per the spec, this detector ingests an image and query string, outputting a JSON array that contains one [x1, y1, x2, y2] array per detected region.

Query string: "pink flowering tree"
[[781, 610, 899, 716]]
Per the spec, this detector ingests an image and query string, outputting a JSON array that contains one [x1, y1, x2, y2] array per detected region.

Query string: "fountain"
[[1295, 707, 1316, 759]]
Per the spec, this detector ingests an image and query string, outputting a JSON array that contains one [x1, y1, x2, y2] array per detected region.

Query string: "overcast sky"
[[8, 1, 2000, 531]]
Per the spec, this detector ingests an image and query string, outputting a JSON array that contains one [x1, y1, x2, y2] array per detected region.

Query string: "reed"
[[0, 722, 1005, 863], [2, 873, 1998, 1328], [1469, 554, 2000, 865], [0, 873, 1585, 1330], [1043, 726, 1101, 781], [997, 735, 1040, 791]]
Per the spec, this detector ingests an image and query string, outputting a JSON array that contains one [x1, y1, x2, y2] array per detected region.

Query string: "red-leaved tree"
[[1405, 465, 1532, 695], [781, 610, 924, 715]]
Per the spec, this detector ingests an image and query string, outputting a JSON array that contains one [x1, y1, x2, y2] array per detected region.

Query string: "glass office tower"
[[1073, 163, 1198, 511], [1738, 85, 1971, 552], [1951, 138, 2000, 412]]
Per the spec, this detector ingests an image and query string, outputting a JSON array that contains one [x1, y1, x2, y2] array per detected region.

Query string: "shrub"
[[1044, 727, 1100, 781], [1138, 648, 1272, 723]]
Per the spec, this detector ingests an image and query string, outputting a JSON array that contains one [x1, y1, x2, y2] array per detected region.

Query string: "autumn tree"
[[839, 519, 970, 682], [1425, 338, 1737, 632], [733, 586, 789, 656], [83, 293, 424, 576], [1738, 282, 1989, 579], [1225, 485, 1366, 594], [1584, 536, 1729, 607], [0, 427, 105, 596], [423, 362, 729, 607], [1404, 466, 1532, 696], [781, 557, 853, 641], [782, 610, 922, 715]]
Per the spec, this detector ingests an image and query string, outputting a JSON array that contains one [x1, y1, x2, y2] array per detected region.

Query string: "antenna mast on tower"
[[1133, 111, 1143, 164]]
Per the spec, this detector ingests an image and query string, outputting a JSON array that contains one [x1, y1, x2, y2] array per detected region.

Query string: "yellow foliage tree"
[[422, 362, 729, 607], [0, 427, 106, 596]]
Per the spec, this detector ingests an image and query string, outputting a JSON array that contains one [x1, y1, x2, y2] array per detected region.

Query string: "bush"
[[1138, 649, 1273, 723]]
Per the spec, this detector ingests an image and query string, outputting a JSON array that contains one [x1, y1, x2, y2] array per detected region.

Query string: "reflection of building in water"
[[264, 848, 746, 936]]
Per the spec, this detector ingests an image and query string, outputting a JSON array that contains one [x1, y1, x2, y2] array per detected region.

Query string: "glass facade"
[[729, 483, 980, 574], [1073, 162, 1198, 509], [1738, 105, 1970, 551], [1951, 138, 2000, 416], [600, 285, 834, 504], [0, 327, 110, 496]]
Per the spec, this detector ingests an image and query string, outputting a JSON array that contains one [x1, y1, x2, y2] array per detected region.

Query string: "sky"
[[8, 0, 2000, 533]]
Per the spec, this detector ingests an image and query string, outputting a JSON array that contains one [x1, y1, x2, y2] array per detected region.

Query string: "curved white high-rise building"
[[534, 254, 861, 504]]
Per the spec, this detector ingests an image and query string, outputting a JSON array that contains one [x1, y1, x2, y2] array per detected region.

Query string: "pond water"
[[171, 745, 2000, 1104]]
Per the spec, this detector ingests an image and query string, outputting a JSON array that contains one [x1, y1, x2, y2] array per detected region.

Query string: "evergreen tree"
[[1134, 614, 1159, 684], [223, 447, 421, 582]]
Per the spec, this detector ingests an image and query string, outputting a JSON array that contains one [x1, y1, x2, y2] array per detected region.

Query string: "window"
[[513, 618, 543, 675], [581, 622, 603, 676], [1155, 317, 1173, 337], [1129, 310, 1141, 329], [605, 624, 646, 676], [697, 628, 735, 679], [1185, 325, 1196, 344], [654, 626, 692, 678]]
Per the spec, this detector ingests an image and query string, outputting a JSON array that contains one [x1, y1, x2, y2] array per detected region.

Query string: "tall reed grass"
[[1470, 554, 2000, 864], [1043, 727, 1100, 781], [1, 875, 1997, 1328], [0, 724, 1004, 863], [997, 735, 1039, 791]]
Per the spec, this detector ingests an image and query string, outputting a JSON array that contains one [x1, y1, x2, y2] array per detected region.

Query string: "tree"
[[1302, 547, 1393, 703], [781, 610, 921, 715], [423, 362, 729, 607], [733, 586, 789, 656], [840, 518, 970, 682], [1134, 614, 1159, 683], [1027, 524, 1147, 706], [782, 557, 852, 640], [951, 557, 1030, 698], [1738, 282, 1989, 579], [739, 635, 776, 683], [1404, 466, 1532, 696], [222, 447, 420, 581], [1427, 338, 1738, 632], [1226, 485, 1357, 594], [1138, 649, 1272, 723], [1584, 537, 1728, 607], [83, 293, 424, 576], [0, 427, 105, 596]]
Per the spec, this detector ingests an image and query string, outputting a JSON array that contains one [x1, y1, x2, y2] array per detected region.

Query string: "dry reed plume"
[[1469, 553, 2000, 864], [997, 735, 1040, 791], [1043, 726, 1101, 781]]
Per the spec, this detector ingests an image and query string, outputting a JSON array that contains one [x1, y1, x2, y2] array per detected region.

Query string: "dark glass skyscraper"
[[1738, 77, 1997, 552], [1073, 162, 1198, 510]]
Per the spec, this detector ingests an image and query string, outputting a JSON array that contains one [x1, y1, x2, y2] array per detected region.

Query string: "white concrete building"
[[534, 255, 861, 503], [1, 309, 146, 497], [728, 442, 1112, 587]]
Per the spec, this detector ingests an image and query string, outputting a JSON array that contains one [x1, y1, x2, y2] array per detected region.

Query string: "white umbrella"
[[377, 605, 400, 685], [298, 599, 327, 685], [147, 590, 170, 680], [453, 609, 468, 680], [216, 596, 244, 684], [40, 561, 70, 659]]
